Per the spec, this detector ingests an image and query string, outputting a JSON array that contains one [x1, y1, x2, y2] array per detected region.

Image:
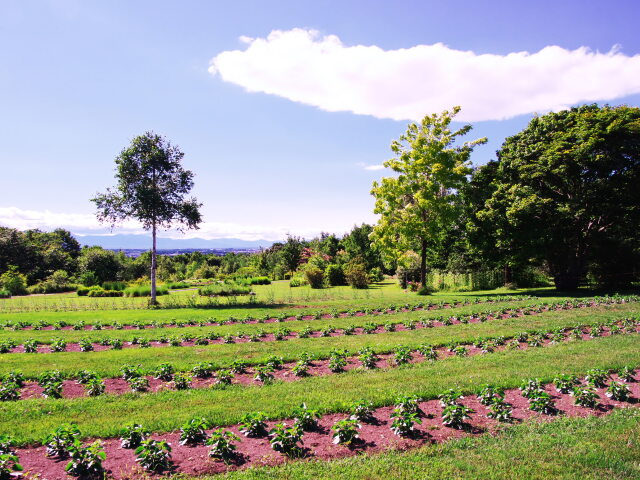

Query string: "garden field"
[[0, 285, 639, 479]]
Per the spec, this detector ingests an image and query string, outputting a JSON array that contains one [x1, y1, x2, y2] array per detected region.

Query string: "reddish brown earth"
[[14, 372, 640, 479], [14, 322, 639, 400], [4, 302, 607, 354]]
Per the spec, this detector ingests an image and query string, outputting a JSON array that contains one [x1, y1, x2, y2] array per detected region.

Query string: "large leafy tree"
[[92, 132, 202, 303], [475, 104, 640, 289], [370, 107, 486, 285]]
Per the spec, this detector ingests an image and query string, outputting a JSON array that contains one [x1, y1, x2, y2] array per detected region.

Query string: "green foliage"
[[207, 429, 240, 463], [269, 423, 303, 457], [239, 412, 268, 437], [135, 439, 172, 472], [325, 264, 346, 286], [344, 260, 369, 289], [120, 423, 148, 449], [0, 266, 27, 296], [331, 418, 360, 445], [179, 417, 209, 445], [64, 440, 106, 477], [198, 284, 252, 296], [0, 454, 22, 479], [44, 423, 81, 457]]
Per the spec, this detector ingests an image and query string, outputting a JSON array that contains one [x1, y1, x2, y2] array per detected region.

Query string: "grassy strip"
[[0, 300, 540, 344], [1, 304, 636, 378], [204, 407, 640, 480], [2, 334, 638, 445]]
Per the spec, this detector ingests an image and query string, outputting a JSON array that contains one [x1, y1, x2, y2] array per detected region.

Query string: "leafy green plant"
[[179, 417, 209, 445], [120, 423, 149, 449], [0, 454, 22, 479], [487, 398, 513, 422], [207, 429, 240, 463], [135, 439, 172, 472], [214, 369, 234, 386], [120, 364, 142, 381], [393, 346, 412, 365], [390, 409, 422, 436], [573, 386, 599, 408], [269, 423, 303, 457], [65, 440, 106, 477], [441, 403, 474, 428], [128, 377, 149, 393], [42, 380, 63, 399], [395, 394, 424, 415], [254, 365, 275, 384], [438, 389, 463, 406], [239, 412, 268, 437], [50, 338, 67, 352], [85, 378, 105, 397], [154, 363, 175, 381], [265, 355, 284, 369], [76, 370, 98, 385], [419, 344, 439, 361], [192, 362, 214, 378], [520, 379, 543, 398], [292, 403, 320, 431], [172, 372, 192, 390], [78, 338, 94, 352], [110, 338, 123, 350], [528, 392, 556, 414], [291, 361, 309, 377], [618, 366, 636, 382], [349, 400, 375, 422], [358, 347, 378, 369], [585, 368, 610, 388], [2, 372, 23, 388], [44, 423, 81, 457], [23, 339, 38, 353], [229, 360, 248, 373], [477, 385, 504, 406], [0, 383, 20, 402], [554, 374, 579, 393], [606, 381, 631, 401], [331, 418, 360, 445]]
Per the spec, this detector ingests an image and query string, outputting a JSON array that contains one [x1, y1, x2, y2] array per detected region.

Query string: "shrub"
[[344, 261, 369, 289], [368, 266, 384, 283], [254, 365, 275, 384], [487, 398, 513, 422], [239, 412, 268, 437], [0, 266, 27, 296], [154, 363, 175, 381], [179, 417, 209, 446], [585, 368, 610, 388], [325, 264, 346, 286], [85, 378, 105, 397], [332, 418, 360, 445], [172, 372, 192, 390], [349, 400, 375, 422], [269, 423, 303, 457], [529, 392, 556, 414], [0, 290, 10, 299], [120, 423, 148, 449], [128, 377, 149, 393], [64, 440, 106, 477], [207, 429, 240, 463], [0, 383, 19, 402], [192, 362, 214, 377], [44, 424, 81, 457], [618, 366, 636, 382], [554, 374, 579, 394], [477, 385, 504, 406], [135, 439, 172, 472], [417, 284, 435, 296], [304, 267, 325, 289], [198, 284, 251, 297]]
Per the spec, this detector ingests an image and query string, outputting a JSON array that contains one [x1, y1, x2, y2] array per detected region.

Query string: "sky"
[[2, 0, 640, 244]]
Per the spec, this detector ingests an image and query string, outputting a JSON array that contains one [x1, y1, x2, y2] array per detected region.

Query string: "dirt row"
[[12, 371, 640, 479], [13, 321, 639, 400]]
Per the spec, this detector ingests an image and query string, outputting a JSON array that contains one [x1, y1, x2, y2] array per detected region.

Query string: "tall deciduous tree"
[[474, 104, 640, 290], [92, 132, 202, 304], [371, 107, 487, 286]]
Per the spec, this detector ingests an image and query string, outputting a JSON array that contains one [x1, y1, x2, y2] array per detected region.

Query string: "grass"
[[2, 333, 638, 445], [198, 407, 640, 480], [0, 298, 567, 344], [0, 303, 636, 378]]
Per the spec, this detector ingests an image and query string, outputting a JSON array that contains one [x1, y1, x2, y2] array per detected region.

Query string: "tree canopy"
[[370, 107, 486, 285], [92, 132, 202, 303], [473, 104, 640, 289]]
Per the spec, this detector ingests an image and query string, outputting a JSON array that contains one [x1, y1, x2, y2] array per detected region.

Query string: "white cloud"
[[209, 29, 640, 122], [356, 162, 385, 171], [0, 206, 310, 241]]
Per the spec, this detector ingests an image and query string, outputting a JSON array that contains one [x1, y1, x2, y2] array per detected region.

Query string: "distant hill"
[[74, 234, 273, 250]]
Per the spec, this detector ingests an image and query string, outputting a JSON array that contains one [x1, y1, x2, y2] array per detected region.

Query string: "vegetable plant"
[[173, 372, 192, 390], [179, 417, 209, 445], [554, 374, 579, 394], [349, 400, 375, 422], [44, 423, 81, 457], [618, 366, 636, 382], [441, 403, 474, 428], [585, 368, 609, 388], [215, 369, 234, 386], [0, 454, 22, 479], [135, 439, 172, 472], [0, 383, 20, 402], [331, 418, 360, 445], [128, 377, 149, 393], [487, 398, 513, 422], [292, 403, 320, 431], [64, 440, 106, 477], [269, 423, 303, 457], [85, 378, 105, 397], [239, 412, 268, 437], [154, 363, 175, 381], [120, 423, 148, 449], [573, 386, 599, 408], [254, 365, 275, 384], [528, 392, 556, 414], [606, 381, 631, 401], [390, 409, 422, 436], [207, 429, 240, 463]]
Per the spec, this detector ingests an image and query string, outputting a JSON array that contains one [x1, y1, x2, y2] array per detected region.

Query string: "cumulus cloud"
[[209, 29, 640, 122], [0, 206, 304, 241]]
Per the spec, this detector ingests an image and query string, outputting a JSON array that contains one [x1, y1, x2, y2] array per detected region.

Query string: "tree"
[[474, 104, 640, 289], [92, 132, 202, 303], [370, 107, 487, 286]]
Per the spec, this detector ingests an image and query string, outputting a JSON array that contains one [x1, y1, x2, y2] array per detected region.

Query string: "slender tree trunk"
[[151, 220, 157, 305], [420, 238, 427, 286], [503, 265, 512, 286]]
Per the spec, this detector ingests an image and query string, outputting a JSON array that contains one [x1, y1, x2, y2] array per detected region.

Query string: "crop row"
[[3, 368, 638, 479], [0, 294, 543, 330], [0, 298, 623, 354], [3, 318, 638, 401]]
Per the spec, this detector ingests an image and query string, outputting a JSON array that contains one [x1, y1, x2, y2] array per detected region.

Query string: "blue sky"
[[2, 0, 640, 242]]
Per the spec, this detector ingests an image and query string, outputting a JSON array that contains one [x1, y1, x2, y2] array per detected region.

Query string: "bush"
[[0, 290, 10, 299], [368, 267, 384, 283], [289, 277, 307, 287], [417, 284, 435, 296], [0, 266, 27, 296], [325, 264, 346, 286], [123, 285, 168, 297], [198, 284, 251, 297], [101, 281, 127, 291], [304, 267, 325, 289], [345, 261, 369, 289]]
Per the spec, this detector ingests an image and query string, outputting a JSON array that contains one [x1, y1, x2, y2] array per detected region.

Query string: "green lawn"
[[1, 302, 636, 378]]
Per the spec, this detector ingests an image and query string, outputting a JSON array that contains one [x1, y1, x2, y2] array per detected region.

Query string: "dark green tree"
[[92, 132, 202, 303], [474, 104, 640, 289]]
